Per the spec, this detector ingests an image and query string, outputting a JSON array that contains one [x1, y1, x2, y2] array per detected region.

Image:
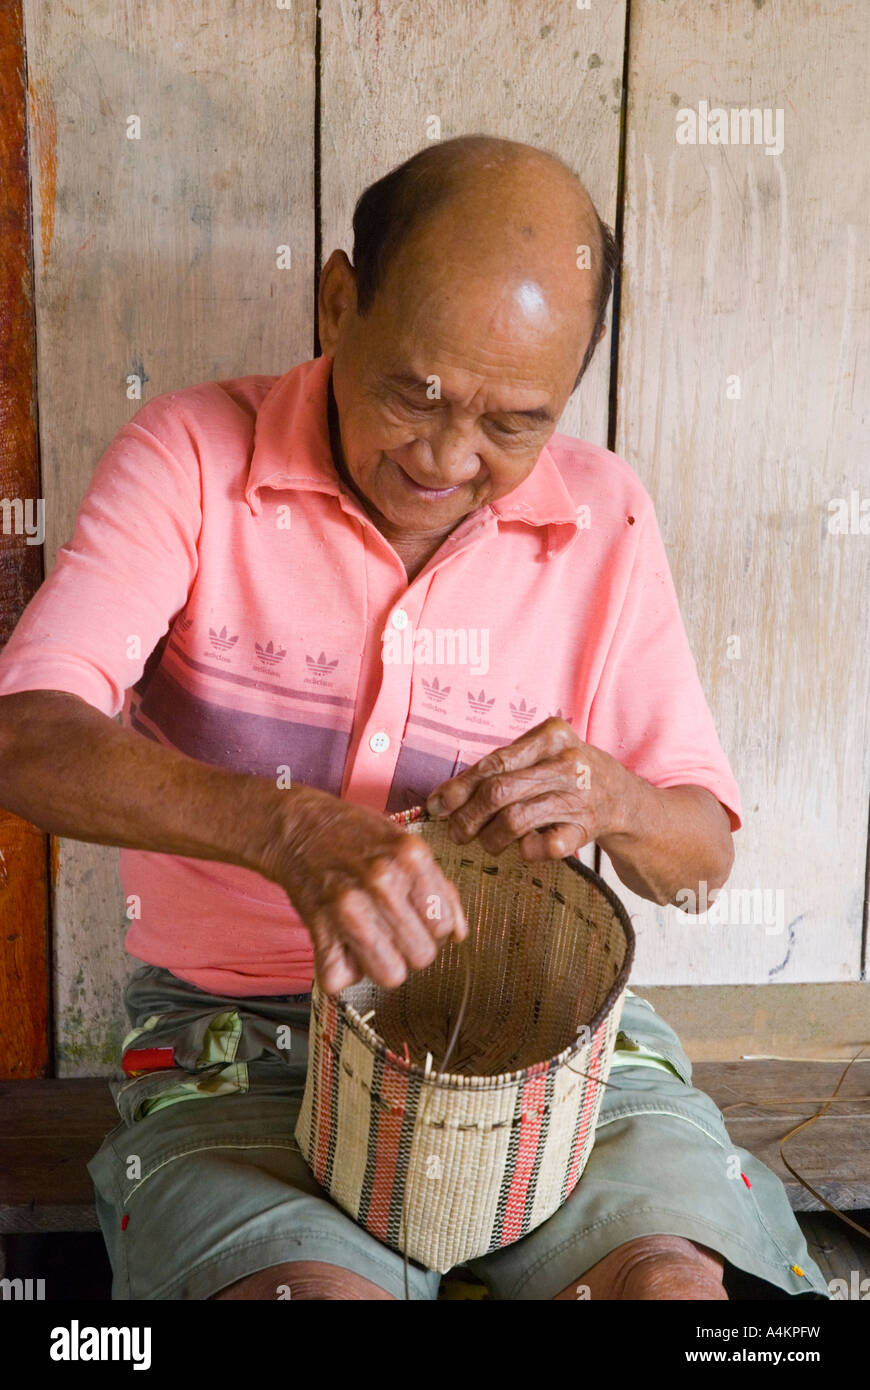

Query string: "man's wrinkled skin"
[[218, 137, 733, 1301]]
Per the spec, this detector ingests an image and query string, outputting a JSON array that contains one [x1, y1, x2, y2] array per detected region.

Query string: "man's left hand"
[[424, 717, 634, 861]]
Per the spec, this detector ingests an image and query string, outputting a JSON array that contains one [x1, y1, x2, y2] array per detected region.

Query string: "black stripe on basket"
[[521, 1063, 557, 1237], [386, 1064, 424, 1250], [308, 993, 326, 1185], [357, 1048, 385, 1227], [323, 1007, 344, 1193], [560, 1052, 598, 1204], [487, 1074, 526, 1252]]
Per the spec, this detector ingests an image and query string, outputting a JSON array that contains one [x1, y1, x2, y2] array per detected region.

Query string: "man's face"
[[319, 241, 597, 540]]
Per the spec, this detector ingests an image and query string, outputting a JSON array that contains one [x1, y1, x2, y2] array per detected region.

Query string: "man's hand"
[[260, 788, 467, 995], [0, 692, 469, 996], [424, 717, 630, 861], [423, 716, 735, 907]]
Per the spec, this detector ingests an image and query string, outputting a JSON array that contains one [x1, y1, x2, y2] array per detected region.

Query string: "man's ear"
[[318, 250, 357, 355]]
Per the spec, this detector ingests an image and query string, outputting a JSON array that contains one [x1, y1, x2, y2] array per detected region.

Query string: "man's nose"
[[406, 427, 483, 485]]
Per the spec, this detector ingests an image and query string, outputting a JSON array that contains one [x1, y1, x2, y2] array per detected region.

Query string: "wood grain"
[[0, 1079, 117, 1232], [0, 0, 50, 1079], [602, 0, 870, 985], [798, 1212, 870, 1287], [320, 0, 627, 450], [700, 1057, 870, 1213], [640, 981, 870, 1062], [21, 0, 315, 1074]]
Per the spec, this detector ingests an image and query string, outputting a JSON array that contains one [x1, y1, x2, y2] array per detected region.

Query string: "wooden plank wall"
[[0, 0, 49, 1078], [599, 0, 870, 985], [9, 0, 868, 1073], [320, 0, 624, 447], [319, 0, 627, 866], [21, 0, 315, 1073]]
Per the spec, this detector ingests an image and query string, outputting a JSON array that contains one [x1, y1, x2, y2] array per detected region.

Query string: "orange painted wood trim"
[[0, 0, 51, 1078]]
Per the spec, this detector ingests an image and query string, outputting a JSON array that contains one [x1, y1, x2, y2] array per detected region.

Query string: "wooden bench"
[[1, 1062, 868, 1234], [0, 1079, 117, 1233]]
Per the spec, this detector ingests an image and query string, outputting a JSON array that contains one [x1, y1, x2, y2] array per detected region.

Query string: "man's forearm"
[[599, 777, 735, 908], [0, 689, 302, 879]]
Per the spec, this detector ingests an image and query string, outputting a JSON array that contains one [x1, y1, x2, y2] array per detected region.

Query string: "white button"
[[369, 731, 390, 754], [391, 608, 409, 630]]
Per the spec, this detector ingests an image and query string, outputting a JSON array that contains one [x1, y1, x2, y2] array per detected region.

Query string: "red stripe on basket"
[[313, 993, 338, 1187], [564, 1028, 605, 1197], [366, 1059, 409, 1243], [498, 1070, 548, 1246]]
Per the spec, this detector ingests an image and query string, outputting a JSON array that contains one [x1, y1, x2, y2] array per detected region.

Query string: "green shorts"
[[87, 963, 830, 1301]]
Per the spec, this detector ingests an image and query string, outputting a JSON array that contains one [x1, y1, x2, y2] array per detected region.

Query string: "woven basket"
[[294, 806, 635, 1273]]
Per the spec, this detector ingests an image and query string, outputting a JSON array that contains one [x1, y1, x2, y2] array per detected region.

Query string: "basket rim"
[[318, 806, 636, 1090]]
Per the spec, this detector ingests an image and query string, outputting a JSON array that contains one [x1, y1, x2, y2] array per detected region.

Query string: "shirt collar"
[[246, 354, 583, 556], [487, 440, 583, 556], [245, 354, 341, 515]]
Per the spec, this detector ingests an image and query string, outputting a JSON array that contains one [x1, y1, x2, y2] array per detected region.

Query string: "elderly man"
[[0, 135, 826, 1301]]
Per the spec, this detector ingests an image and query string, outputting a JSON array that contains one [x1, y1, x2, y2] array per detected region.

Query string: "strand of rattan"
[[722, 1045, 870, 1241], [403, 943, 473, 1300]]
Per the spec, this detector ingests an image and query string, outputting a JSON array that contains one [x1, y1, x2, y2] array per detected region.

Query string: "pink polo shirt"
[[0, 354, 741, 994]]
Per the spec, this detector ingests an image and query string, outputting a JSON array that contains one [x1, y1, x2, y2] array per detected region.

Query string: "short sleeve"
[[0, 398, 202, 719], [585, 496, 742, 832]]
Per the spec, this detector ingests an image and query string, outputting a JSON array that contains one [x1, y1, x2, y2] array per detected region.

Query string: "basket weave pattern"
[[294, 808, 635, 1272]]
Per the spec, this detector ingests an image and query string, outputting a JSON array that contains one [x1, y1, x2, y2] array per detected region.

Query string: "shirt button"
[[391, 608, 409, 630], [369, 731, 390, 754]]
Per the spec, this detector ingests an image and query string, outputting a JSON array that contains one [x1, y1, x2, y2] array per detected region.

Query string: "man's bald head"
[[316, 136, 618, 551], [349, 135, 618, 390]]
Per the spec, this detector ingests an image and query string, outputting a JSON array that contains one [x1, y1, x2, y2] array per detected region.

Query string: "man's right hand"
[[0, 691, 466, 997], [259, 787, 468, 995]]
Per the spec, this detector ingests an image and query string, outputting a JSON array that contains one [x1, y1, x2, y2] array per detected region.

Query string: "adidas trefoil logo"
[[208, 625, 239, 652], [422, 675, 451, 703], [509, 698, 537, 725], [467, 688, 495, 715], [306, 651, 339, 677], [255, 639, 287, 667]]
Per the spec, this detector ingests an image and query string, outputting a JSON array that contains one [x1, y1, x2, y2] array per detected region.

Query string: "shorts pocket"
[[611, 1030, 693, 1087], [111, 1007, 254, 1123], [612, 994, 694, 1086], [112, 1065, 250, 1124]]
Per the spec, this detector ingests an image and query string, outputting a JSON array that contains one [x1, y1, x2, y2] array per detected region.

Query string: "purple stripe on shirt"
[[385, 743, 469, 814], [134, 663, 350, 792]]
